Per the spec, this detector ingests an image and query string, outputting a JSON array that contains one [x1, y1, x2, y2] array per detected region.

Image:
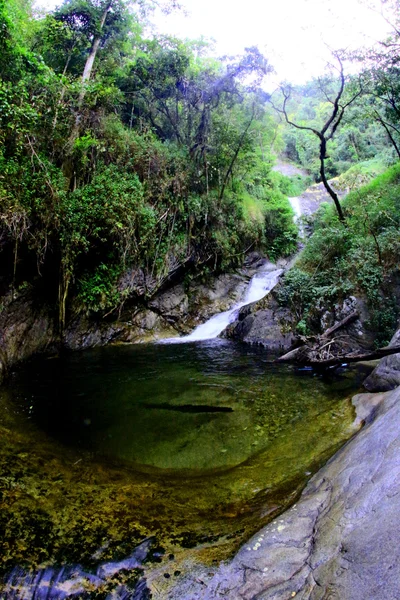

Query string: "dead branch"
[[321, 311, 359, 338]]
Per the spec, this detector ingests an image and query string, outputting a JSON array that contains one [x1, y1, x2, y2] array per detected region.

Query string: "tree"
[[121, 41, 271, 194], [271, 54, 361, 222], [51, 0, 130, 102]]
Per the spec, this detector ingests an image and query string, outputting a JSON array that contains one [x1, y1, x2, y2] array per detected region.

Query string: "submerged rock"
[[167, 386, 400, 599], [2, 539, 153, 599]]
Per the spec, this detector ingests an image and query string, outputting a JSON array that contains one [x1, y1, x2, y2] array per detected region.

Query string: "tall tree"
[[271, 54, 361, 222]]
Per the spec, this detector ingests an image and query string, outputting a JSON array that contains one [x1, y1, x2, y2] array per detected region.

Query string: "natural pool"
[[0, 339, 370, 595]]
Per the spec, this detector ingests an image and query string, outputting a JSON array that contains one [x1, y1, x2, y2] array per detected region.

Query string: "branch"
[[321, 54, 345, 136], [269, 90, 321, 138]]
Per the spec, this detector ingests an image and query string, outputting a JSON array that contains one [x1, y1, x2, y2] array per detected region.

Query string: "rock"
[[63, 316, 125, 350], [3, 539, 153, 599], [223, 285, 296, 353], [168, 387, 400, 600], [319, 296, 375, 350], [224, 305, 296, 352], [0, 291, 57, 380], [363, 327, 400, 391], [149, 284, 189, 324], [187, 273, 248, 325], [64, 309, 177, 349]]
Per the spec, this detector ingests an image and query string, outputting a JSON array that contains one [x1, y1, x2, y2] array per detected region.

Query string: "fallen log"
[[321, 310, 359, 338], [278, 345, 400, 368]]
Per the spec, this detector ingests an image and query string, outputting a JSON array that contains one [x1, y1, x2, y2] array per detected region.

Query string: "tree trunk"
[[78, 2, 111, 103], [319, 138, 345, 222]]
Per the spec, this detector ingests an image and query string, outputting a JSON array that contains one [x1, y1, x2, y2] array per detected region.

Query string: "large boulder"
[[223, 282, 297, 352], [224, 303, 296, 352], [167, 387, 400, 600], [363, 327, 400, 391]]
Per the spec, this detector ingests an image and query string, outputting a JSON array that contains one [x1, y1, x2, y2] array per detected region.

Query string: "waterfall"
[[289, 196, 302, 221], [289, 196, 303, 236], [169, 268, 283, 343]]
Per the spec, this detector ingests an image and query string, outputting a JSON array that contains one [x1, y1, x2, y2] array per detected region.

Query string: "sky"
[[36, 0, 393, 85]]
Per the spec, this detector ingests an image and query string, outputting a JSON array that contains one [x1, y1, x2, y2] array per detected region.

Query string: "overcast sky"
[[37, 0, 392, 85]]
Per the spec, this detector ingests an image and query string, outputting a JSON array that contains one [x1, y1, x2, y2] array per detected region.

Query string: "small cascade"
[[289, 196, 304, 236], [171, 268, 283, 343], [289, 196, 302, 221]]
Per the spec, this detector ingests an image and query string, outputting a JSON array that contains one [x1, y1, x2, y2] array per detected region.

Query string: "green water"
[[0, 340, 369, 576]]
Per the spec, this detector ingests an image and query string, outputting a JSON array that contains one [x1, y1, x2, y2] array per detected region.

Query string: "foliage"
[[269, 170, 312, 197], [274, 75, 397, 182], [0, 0, 295, 322], [1, 0, 399, 330], [278, 163, 400, 339]]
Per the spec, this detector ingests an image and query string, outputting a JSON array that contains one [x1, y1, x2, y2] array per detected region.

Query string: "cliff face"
[[0, 255, 271, 377], [0, 292, 57, 381]]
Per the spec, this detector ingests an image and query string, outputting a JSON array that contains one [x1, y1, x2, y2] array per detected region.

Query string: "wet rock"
[[223, 289, 296, 353], [63, 316, 125, 350], [2, 538, 153, 599], [149, 284, 189, 324], [225, 305, 296, 352], [0, 291, 57, 380], [169, 387, 400, 600], [187, 273, 249, 325], [364, 327, 400, 391], [64, 309, 176, 348]]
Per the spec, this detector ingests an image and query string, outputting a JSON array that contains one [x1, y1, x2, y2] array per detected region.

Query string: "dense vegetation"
[[1, 0, 400, 342], [277, 164, 400, 345], [0, 0, 298, 328]]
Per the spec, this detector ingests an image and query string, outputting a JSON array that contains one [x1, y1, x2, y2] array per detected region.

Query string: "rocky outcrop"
[[0, 257, 276, 367], [318, 295, 376, 350], [364, 327, 400, 391], [64, 255, 280, 349], [167, 387, 400, 600], [225, 289, 378, 355], [224, 297, 296, 352], [0, 291, 57, 381]]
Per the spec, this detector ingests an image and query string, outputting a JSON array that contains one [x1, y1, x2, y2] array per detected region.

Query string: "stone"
[[149, 284, 189, 323], [225, 306, 296, 352], [0, 291, 57, 378], [223, 285, 296, 353], [363, 327, 400, 391]]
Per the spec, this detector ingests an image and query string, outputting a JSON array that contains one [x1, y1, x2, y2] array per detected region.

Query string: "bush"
[[277, 163, 400, 337]]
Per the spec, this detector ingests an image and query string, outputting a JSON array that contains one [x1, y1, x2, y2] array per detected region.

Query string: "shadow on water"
[[0, 339, 373, 595]]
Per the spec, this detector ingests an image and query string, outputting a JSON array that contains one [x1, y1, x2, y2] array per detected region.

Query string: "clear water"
[[0, 340, 370, 580]]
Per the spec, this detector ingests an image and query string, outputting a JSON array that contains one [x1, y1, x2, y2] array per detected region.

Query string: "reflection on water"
[[0, 340, 371, 585]]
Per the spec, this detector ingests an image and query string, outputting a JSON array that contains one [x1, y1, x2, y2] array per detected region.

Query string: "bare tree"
[[271, 53, 361, 222]]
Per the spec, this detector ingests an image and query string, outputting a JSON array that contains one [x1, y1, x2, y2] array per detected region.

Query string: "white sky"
[[37, 0, 393, 85]]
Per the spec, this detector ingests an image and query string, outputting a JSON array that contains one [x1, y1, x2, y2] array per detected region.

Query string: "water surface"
[[0, 340, 369, 584]]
